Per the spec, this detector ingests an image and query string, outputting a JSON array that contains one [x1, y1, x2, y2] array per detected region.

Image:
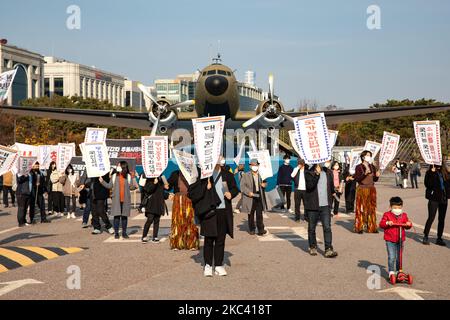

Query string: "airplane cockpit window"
[[218, 70, 227, 75], [202, 71, 207, 76], [207, 70, 216, 75], [226, 71, 232, 76]]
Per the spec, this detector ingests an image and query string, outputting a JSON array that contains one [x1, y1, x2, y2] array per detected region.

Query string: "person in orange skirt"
[[354, 150, 381, 233], [167, 170, 199, 250]]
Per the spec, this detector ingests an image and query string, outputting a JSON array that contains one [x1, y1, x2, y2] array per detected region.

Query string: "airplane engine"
[[148, 98, 178, 129], [256, 99, 285, 128]]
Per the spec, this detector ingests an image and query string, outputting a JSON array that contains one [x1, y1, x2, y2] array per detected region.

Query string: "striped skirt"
[[354, 186, 378, 233], [170, 193, 199, 250]]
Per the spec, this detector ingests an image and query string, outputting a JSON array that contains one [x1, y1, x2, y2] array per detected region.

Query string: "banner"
[[328, 130, 339, 149], [141, 136, 169, 178], [172, 149, 198, 185], [12, 143, 39, 157], [192, 116, 225, 179], [288, 130, 305, 159], [38, 145, 58, 169], [379, 132, 400, 171], [414, 120, 442, 165], [247, 150, 273, 181], [18, 156, 37, 176], [349, 148, 364, 174], [106, 139, 142, 165], [293, 113, 331, 164], [83, 143, 111, 178], [0, 146, 18, 176], [0, 69, 18, 101], [364, 140, 382, 158], [57, 143, 76, 172], [70, 156, 136, 178], [85, 128, 108, 143]]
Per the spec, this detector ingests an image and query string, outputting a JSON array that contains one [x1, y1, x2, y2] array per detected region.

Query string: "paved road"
[[0, 180, 448, 300]]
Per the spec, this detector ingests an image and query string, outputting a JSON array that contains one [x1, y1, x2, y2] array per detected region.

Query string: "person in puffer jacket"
[[379, 197, 412, 279]]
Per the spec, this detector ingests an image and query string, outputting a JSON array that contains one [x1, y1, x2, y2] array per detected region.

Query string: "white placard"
[[364, 140, 382, 158], [328, 130, 339, 149], [18, 156, 37, 176], [83, 142, 111, 178], [293, 113, 331, 164], [288, 130, 305, 159], [0, 69, 18, 101], [12, 143, 39, 157], [57, 143, 76, 172], [349, 148, 364, 174], [141, 136, 169, 178], [38, 145, 58, 169], [172, 149, 198, 185], [0, 146, 19, 176], [414, 120, 442, 165], [85, 128, 108, 143], [379, 132, 400, 171], [192, 116, 225, 179], [247, 150, 273, 180], [233, 139, 246, 166]]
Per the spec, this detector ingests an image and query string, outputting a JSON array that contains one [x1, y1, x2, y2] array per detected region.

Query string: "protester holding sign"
[[141, 176, 171, 243], [277, 155, 293, 213], [354, 150, 380, 234], [167, 169, 199, 250], [240, 159, 268, 236], [101, 161, 138, 239], [50, 163, 65, 217], [16, 170, 32, 227], [29, 161, 50, 224], [91, 172, 114, 235], [188, 156, 239, 277], [423, 164, 450, 246], [60, 164, 80, 219]]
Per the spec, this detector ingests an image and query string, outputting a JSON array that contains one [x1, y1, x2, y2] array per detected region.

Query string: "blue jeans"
[[386, 241, 402, 273], [82, 197, 92, 224], [307, 206, 333, 250]]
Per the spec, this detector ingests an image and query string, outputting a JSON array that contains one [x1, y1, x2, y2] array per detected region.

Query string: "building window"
[[44, 78, 50, 97], [54, 78, 64, 96], [33, 66, 38, 75], [3, 59, 9, 68], [125, 91, 131, 107], [156, 83, 168, 92]]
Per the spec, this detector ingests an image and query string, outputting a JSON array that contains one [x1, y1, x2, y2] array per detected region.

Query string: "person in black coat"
[[343, 164, 357, 213], [16, 172, 32, 227], [423, 164, 450, 246], [141, 176, 170, 243], [188, 158, 239, 277], [29, 161, 50, 224], [304, 161, 338, 258], [91, 172, 113, 235]]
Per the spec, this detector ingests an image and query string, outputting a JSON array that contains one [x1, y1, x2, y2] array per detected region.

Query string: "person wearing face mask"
[[354, 150, 380, 233], [50, 162, 65, 217], [408, 159, 421, 189], [29, 161, 50, 224], [101, 161, 138, 239], [60, 164, 80, 219], [277, 155, 294, 213], [304, 161, 338, 258], [391, 159, 402, 188], [423, 163, 449, 246], [240, 159, 268, 236], [379, 197, 412, 280], [46, 161, 57, 215], [291, 158, 307, 221], [343, 162, 357, 214], [331, 161, 344, 216]]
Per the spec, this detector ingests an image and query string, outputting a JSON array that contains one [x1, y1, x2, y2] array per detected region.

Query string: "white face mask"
[[220, 160, 226, 166], [116, 166, 123, 173], [324, 162, 331, 168], [68, 169, 73, 174], [284, 160, 290, 165], [251, 166, 259, 172], [364, 156, 372, 163], [391, 208, 403, 216]]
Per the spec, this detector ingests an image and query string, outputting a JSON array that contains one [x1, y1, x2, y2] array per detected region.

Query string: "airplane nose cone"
[[205, 76, 228, 96]]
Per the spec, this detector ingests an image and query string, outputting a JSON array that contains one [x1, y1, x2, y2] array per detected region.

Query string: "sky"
[[1, 0, 450, 109]]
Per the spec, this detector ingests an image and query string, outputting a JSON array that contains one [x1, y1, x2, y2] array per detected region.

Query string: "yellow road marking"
[[0, 264, 8, 273], [18, 247, 59, 259], [0, 248, 35, 267], [60, 247, 83, 254]]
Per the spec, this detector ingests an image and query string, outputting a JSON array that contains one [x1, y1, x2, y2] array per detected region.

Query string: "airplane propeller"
[[138, 83, 195, 135]]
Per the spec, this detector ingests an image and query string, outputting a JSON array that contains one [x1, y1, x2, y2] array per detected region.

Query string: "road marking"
[[378, 287, 432, 300], [0, 227, 19, 235], [258, 226, 322, 243], [0, 279, 43, 297], [376, 211, 450, 238], [0, 246, 86, 273]]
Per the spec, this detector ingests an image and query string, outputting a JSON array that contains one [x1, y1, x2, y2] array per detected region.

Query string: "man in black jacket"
[[91, 172, 114, 235], [189, 157, 239, 277], [304, 161, 338, 258], [16, 172, 32, 227], [29, 162, 50, 224]]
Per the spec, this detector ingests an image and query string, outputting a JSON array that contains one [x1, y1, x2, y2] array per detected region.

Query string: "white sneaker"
[[71, 212, 76, 219], [233, 209, 240, 214], [66, 213, 71, 219], [204, 264, 213, 277], [288, 209, 294, 214], [108, 228, 115, 235], [214, 265, 227, 276]]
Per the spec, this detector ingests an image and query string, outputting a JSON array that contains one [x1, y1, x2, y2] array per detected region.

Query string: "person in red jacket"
[[379, 197, 413, 279]]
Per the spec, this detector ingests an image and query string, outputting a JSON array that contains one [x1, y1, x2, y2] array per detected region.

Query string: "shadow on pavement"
[[190, 250, 233, 267], [0, 211, 11, 217], [0, 232, 56, 245], [357, 259, 389, 280]]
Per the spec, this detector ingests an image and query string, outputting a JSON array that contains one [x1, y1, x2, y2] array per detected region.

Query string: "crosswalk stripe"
[[60, 247, 84, 254], [18, 247, 59, 259], [0, 248, 35, 267]]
